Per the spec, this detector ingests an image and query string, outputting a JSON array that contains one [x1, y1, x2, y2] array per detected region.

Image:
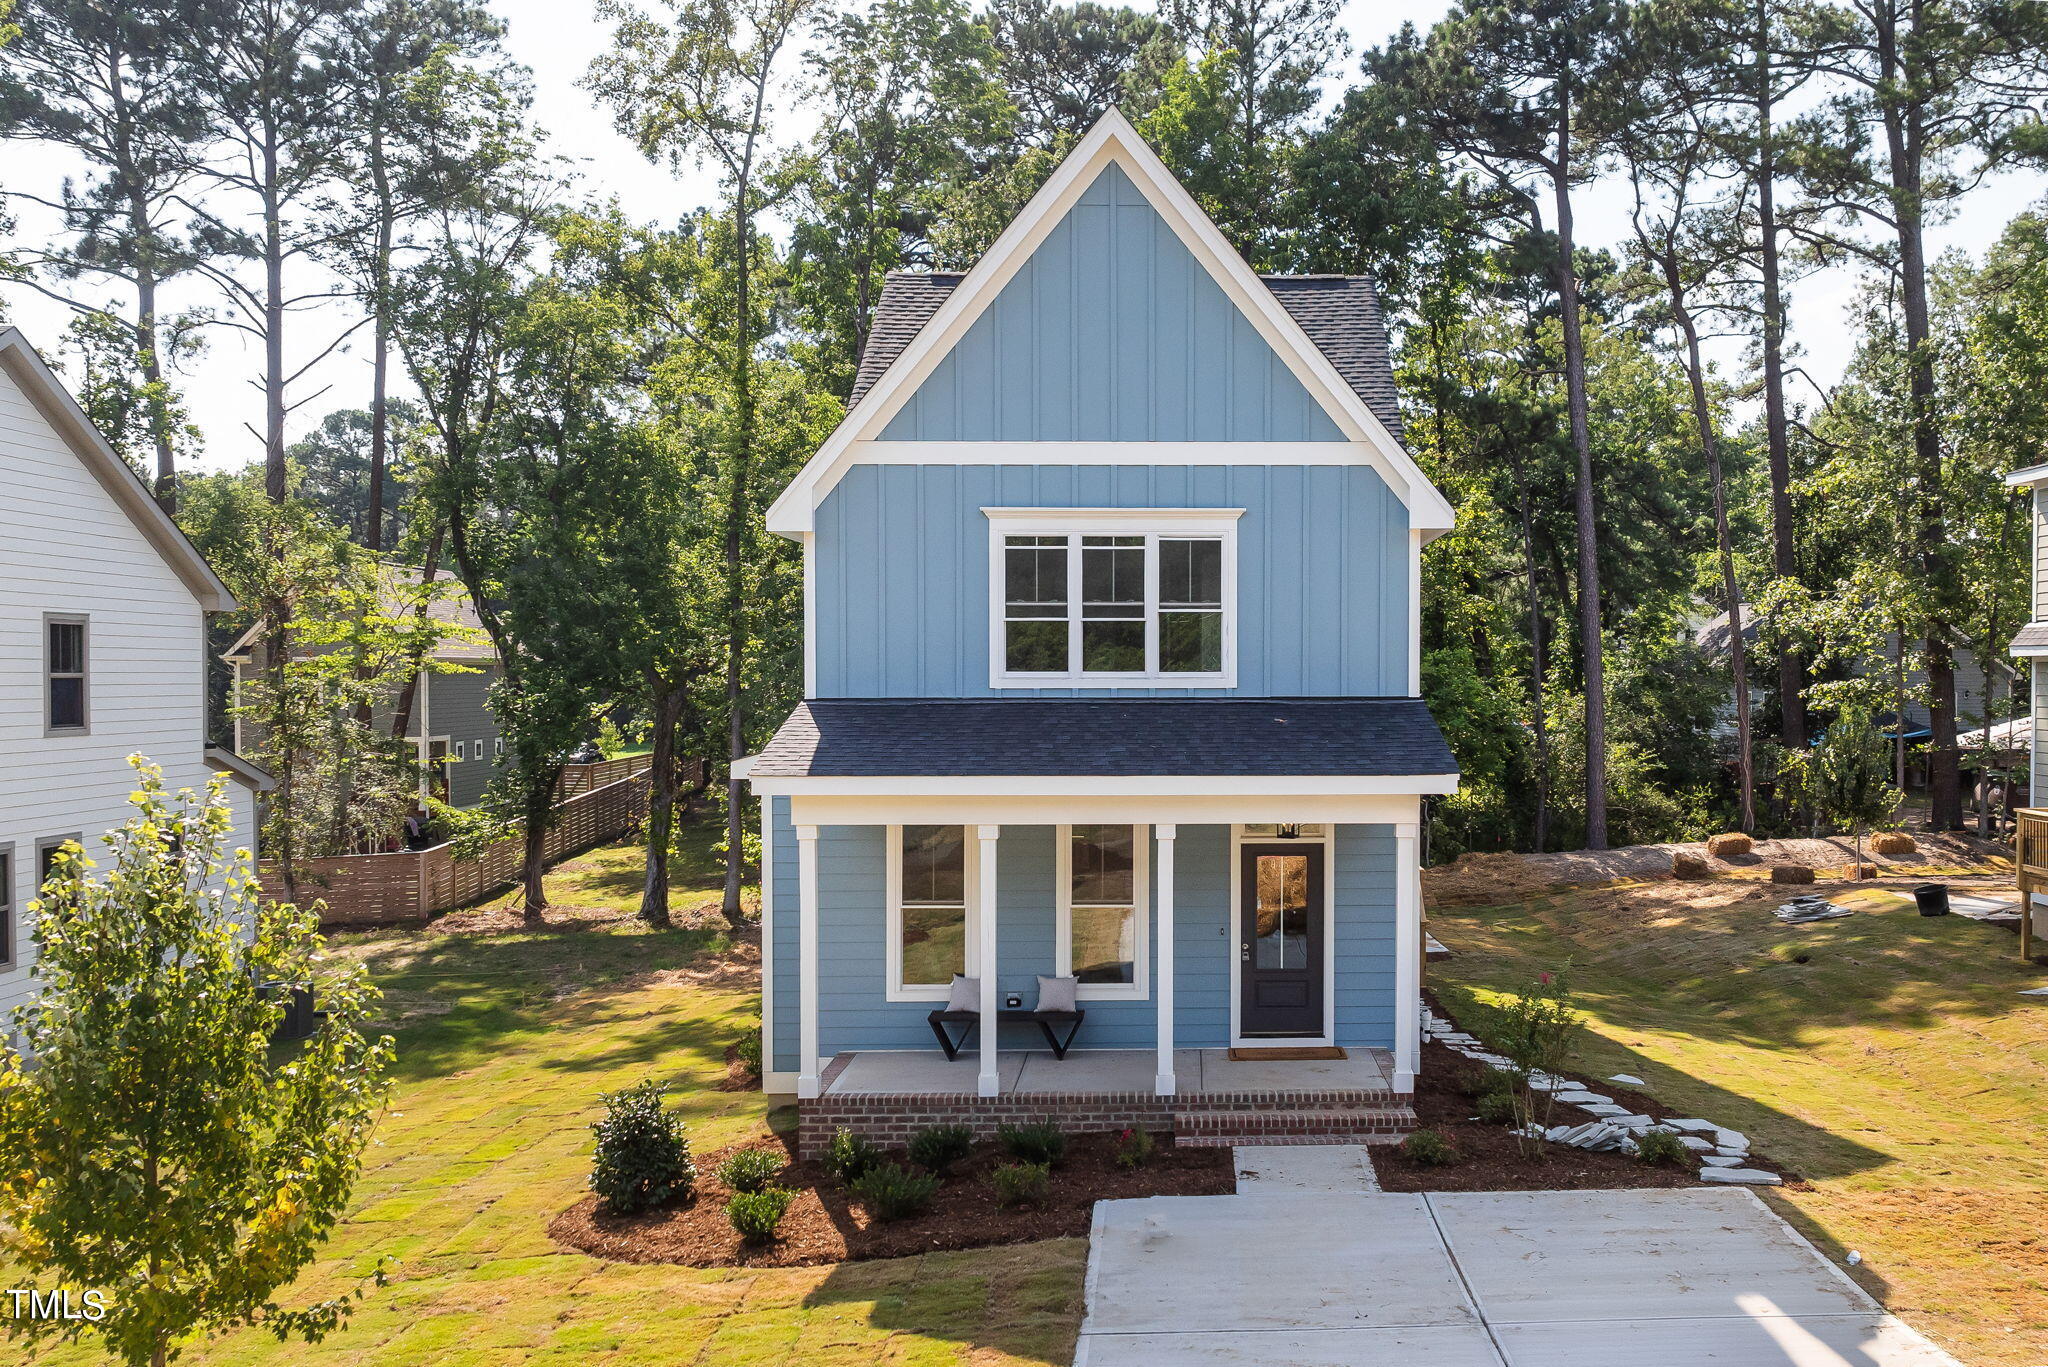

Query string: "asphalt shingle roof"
[[2009, 622, 2048, 652], [749, 698, 1457, 779], [849, 271, 1403, 438]]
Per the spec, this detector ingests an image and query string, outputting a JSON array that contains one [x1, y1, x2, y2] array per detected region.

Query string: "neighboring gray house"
[[223, 570, 505, 808], [737, 112, 1459, 1150]]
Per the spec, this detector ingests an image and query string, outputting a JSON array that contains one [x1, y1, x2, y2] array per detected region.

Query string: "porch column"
[[1154, 823, 1176, 1096], [976, 824, 1001, 1098], [796, 824, 821, 1099], [1394, 821, 1421, 1093]]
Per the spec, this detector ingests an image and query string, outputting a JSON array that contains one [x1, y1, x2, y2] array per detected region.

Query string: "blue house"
[[740, 112, 1459, 1153]]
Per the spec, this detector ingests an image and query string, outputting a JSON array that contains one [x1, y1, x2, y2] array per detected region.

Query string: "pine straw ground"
[[1428, 861, 2048, 1367]]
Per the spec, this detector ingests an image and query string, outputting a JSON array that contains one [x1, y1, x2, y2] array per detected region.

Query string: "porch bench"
[[927, 1008, 1085, 1061]]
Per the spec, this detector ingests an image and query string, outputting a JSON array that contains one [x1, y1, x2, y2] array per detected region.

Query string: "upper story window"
[[45, 615, 88, 733], [986, 509, 1240, 687]]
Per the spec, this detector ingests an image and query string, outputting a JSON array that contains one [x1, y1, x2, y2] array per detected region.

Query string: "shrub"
[[851, 1162, 941, 1221], [907, 1123, 974, 1176], [1399, 1128, 1459, 1167], [734, 1029, 762, 1077], [1462, 1064, 1524, 1098], [1112, 1127, 1156, 1170], [1633, 1129, 1692, 1167], [589, 1080, 694, 1214], [1489, 973, 1585, 1159], [726, 1187, 795, 1243], [823, 1127, 882, 1185], [996, 1120, 1067, 1167], [715, 1147, 784, 1195], [992, 1160, 1051, 1207], [1475, 1091, 1518, 1126]]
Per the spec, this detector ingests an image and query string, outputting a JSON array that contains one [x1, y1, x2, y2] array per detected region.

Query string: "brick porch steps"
[[1172, 1104, 1417, 1148]]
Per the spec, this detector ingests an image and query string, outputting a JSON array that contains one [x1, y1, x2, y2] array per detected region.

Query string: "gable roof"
[[221, 563, 498, 663], [851, 271, 1404, 440], [767, 108, 1454, 540], [0, 327, 234, 611]]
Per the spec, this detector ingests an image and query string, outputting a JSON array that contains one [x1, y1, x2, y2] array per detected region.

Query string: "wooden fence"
[[260, 768, 652, 927]]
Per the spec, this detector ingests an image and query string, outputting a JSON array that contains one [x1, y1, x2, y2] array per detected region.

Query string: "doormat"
[[1226, 1046, 1347, 1061]]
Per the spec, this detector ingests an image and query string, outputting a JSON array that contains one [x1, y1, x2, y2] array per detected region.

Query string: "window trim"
[[33, 834, 80, 899], [43, 612, 89, 735], [0, 842, 14, 971], [1056, 823, 1150, 1001], [884, 823, 982, 1002], [984, 508, 1241, 688]]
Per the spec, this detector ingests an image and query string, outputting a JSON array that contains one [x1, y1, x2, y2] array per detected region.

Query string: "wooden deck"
[[2012, 808, 2046, 960]]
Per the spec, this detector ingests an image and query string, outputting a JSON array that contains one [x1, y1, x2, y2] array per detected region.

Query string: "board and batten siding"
[[880, 163, 1345, 443], [763, 807, 1401, 1062], [0, 360, 254, 1029], [812, 463, 1409, 698]]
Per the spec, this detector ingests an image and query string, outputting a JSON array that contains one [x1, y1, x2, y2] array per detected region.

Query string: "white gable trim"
[[0, 327, 234, 611], [764, 109, 1456, 540]]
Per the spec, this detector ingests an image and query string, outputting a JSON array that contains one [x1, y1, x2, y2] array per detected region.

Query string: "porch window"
[[889, 824, 970, 998], [1058, 824, 1148, 999], [988, 510, 1239, 686]]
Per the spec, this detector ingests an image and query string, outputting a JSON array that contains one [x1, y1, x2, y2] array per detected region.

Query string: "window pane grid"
[[898, 825, 966, 989], [1068, 825, 1138, 987], [46, 620, 86, 730], [996, 531, 1227, 679]]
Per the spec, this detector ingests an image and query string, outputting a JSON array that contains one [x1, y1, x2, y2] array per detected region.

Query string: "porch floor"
[[820, 1046, 1396, 1097]]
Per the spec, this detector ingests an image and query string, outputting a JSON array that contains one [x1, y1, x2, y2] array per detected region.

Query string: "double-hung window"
[[887, 824, 977, 1000], [988, 510, 1239, 686], [45, 614, 87, 733], [1057, 824, 1148, 999], [0, 844, 13, 969]]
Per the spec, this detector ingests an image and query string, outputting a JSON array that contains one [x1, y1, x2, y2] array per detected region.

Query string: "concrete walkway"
[[1233, 1144, 1382, 1193], [1075, 1188, 1960, 1366]]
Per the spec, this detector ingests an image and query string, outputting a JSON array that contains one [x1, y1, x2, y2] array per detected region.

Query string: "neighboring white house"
[[0, 326, 270, 1028], [2006, 462, 2048, 800]]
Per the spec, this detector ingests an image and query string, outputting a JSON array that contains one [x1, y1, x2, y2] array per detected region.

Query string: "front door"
[[1239, 843, 1325, 1038]]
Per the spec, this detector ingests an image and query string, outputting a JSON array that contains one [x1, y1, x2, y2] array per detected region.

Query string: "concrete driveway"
[[1074, 1188, 1959, 1366]]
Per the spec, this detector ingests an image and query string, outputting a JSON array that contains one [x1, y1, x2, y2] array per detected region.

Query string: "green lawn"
[[1428, 874, 2048, 1367], [40, 838, 1083, 1367]]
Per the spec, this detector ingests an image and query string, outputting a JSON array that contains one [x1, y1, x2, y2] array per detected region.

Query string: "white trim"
[[757, 774, 1461, 798], [762, 110, 1455, 539], [759, 793, 776, 1090], [789, 791, 1442, 828], [883, 824, 982, 1003], [1409, 528, 1423, 697], [796, 824, 821, 1099], [2005, 461, 2048, 487], [0, 326, 235, 610], [986, 508, 1240, 688], [859, 441, 1368, 465], [1226, 824, 1336, 1049], [976, 824, 1001, 1097], [802, 530, 817, 698], [1055, 823, 1150, 1001], [1393, 822, 1421, 1093], [2012, 645, 2048, 659]]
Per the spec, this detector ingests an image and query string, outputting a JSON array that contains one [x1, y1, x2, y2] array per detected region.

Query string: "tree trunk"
[[1669, 273, 1756, 831], [641, 674, 687, 929], [722, 111, 764, 933], [389, 528, 445, 741], [1518, 477, 1552, 853], [263, 132, 288, 505], [1551, 103, 1608, 850], [367, 120, 393, 553], [521, 771, 557, 922], [1754, 0, 1805, 751]]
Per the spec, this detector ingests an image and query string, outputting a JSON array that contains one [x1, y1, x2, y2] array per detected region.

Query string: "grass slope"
[[1429, 875, 2048, 1367], [36, 837, 1083, 1367]]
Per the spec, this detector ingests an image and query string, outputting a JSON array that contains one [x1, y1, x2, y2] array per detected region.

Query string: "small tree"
[[1489, 972, 1586, 1160], [1810, 707, 1903, 866], [0, 760, 394, 1367]]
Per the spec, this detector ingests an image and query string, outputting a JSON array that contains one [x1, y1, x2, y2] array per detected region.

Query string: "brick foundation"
[[797, 1084, 1416, 1157]]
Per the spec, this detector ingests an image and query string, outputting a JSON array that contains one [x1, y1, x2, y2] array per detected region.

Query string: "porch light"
[[1276, 824, 1302, 839]]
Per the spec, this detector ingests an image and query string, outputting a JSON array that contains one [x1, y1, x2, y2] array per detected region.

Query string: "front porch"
[[796, 1046, 1416, 1157]]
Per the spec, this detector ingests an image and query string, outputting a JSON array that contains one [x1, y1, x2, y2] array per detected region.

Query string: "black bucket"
[[1914, 883, 1950, 917]]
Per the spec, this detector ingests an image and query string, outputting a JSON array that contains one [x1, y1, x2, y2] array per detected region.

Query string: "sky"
[[2, 0, 2044, 474]]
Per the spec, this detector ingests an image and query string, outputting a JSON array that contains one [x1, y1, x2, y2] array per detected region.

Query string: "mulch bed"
[[1372, 1039, 1709, 1193], [550, 1130, 1234, 1268]]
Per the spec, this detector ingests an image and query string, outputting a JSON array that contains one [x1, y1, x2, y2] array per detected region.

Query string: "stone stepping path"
[[1422, 1007, 1781, 1186]]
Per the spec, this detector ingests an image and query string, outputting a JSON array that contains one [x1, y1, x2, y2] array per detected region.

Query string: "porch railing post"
[[796, 824, 821, 1099], [1394, 820, 1421, 1093], [1155, 823, 1176, 1096], [976, 824, 1001, 1098]]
